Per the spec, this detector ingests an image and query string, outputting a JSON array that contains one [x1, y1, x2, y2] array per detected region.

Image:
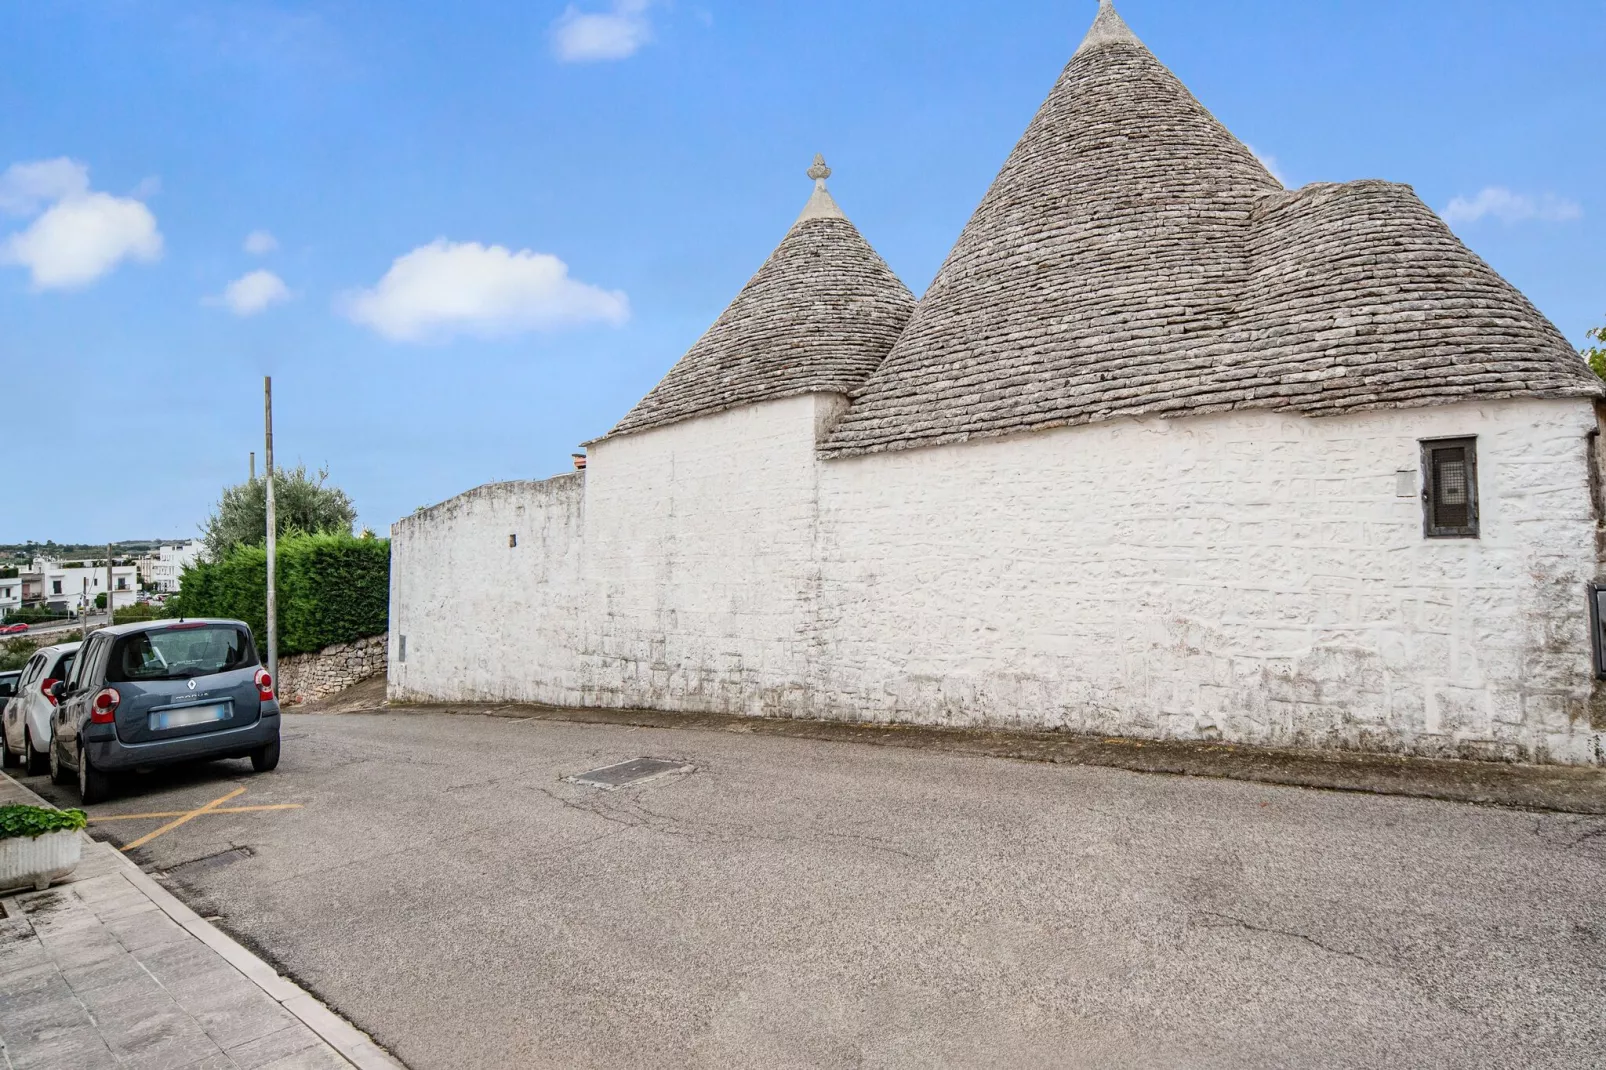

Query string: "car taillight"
[[255, 669, 274, 701], [90, 687, 120, 724], [41, 678, 59, 706]]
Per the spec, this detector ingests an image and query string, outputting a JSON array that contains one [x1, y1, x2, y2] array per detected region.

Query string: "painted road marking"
[[117, 787, 251, 852], [97, 786, 307, 852], [90, 804, 304, 822]]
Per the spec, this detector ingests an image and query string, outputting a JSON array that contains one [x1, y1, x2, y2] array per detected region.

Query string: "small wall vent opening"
[[1421, 437, 1479, 539], [509, 534, 518, 548], [1591, 586, 1606, 681]]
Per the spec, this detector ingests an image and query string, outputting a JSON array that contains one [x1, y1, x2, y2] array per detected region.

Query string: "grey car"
[[50, 618, 281, 804]]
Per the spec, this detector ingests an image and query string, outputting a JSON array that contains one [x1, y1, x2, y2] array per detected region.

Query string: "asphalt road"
[[18, 711, 1606, 1070]]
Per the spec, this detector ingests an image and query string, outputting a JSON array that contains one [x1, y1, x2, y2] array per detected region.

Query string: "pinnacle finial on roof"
[[796, 153, 846, 223], [1076, 0, 1142, 55]]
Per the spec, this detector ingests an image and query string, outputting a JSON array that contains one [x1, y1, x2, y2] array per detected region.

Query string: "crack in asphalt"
[[1193, 910, 1385, 969], [534, 784, 938, 865], [1531, 816, 1606, 849]]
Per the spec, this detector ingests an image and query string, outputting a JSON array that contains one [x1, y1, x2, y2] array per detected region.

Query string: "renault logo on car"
[[188, 680, 197, 690]]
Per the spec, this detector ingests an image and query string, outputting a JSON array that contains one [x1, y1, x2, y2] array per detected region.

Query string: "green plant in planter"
[[0, 805, 87, 840]]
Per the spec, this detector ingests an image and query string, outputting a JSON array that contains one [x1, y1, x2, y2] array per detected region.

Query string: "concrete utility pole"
[[105, 543, 113, 625], [250, 451, 256, 481], [264, 377, 278, 684]]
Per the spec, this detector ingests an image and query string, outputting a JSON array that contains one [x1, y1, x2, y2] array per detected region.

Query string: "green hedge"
[[166, 533, 389, 656], [5, 607, 69, 625]]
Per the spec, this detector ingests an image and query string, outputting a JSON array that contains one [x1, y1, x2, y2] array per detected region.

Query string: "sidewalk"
[[0, 774, 403, 1070]]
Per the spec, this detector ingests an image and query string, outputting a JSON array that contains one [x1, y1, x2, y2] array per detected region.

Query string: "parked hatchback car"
[[0, 623, 29, 635], [2, 642, 79, 775], [51, 619, 280, 803]]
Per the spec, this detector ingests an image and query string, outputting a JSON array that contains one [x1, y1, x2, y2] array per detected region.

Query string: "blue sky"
[[2, 0, 1602, 544]]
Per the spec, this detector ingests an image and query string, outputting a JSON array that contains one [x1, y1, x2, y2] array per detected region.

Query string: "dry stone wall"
[[277, 633, 387, 706]]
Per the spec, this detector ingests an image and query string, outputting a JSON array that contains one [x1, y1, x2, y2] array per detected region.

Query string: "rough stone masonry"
[[277, 633, 387, 706]]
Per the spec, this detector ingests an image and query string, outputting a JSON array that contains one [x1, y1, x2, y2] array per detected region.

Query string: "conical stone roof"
[[606, 157, 915, 440], [820, 1, 1600, 457]]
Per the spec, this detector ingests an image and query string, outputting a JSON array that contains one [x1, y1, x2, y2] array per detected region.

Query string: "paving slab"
[[0, 773, 402, 1070]]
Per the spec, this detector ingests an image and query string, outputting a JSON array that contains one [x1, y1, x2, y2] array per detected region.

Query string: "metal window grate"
[[1421, 437, 1479, 538]]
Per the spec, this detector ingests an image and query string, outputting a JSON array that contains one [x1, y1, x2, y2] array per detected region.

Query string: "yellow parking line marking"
[[120, 786, 247, 852], [90, 804, 303, 822]]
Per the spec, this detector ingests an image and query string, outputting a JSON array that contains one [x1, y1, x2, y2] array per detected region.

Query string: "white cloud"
[[0, 158, 90, 216], [244, 229, 279, 255], [1442, 187, 1583, 226], [1247, 145, 1287, 187], [217, 269, 290, 316], [2, 191, 163, 290], [552, 0, 653, 62], [339, 239, 629, 343]]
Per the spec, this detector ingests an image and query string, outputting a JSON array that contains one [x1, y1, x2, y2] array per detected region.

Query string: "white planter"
[[0, 830, 82, 893]]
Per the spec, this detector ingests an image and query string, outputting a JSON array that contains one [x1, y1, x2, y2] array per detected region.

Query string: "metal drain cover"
[[564, 757, 694, 790]]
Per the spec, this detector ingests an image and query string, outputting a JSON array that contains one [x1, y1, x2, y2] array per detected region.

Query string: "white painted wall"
[[814, 398, 1602, 764], [389, 474, 584, 704], [578, 393, 839, 714], [390, 395, 1606, 765]]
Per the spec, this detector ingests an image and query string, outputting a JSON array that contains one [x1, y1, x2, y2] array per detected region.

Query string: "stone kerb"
[[276, 632, 388, 706]]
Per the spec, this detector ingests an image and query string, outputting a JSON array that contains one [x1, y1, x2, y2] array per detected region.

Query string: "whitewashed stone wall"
[[577, 394, 843, 714], [389, 474, 584, 704], [814, 399, 1602, 764], [390, 395, 1606, 765], [277, 634, 387, 706]]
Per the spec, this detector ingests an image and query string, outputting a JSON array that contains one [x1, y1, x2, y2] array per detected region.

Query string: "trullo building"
[[390, 1, 1606, 765]]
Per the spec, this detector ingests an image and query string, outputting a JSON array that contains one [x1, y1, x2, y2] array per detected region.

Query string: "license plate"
[[149, 703, 229, 731]]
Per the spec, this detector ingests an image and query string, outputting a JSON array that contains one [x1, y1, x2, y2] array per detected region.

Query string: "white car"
[[2, 641, 80, 776]]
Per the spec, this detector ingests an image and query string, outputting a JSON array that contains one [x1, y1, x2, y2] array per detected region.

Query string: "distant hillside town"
[[0, 540, 200, 621]]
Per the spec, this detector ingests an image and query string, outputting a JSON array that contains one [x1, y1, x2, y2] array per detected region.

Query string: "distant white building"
[[136, 541, 203, 593], [0, 576, 19, 621], [32, 559, 139, 613]]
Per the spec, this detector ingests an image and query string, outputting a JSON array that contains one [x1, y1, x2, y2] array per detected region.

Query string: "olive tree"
[[1586, 320, 1606, 381], [201, 464, 357, 562]]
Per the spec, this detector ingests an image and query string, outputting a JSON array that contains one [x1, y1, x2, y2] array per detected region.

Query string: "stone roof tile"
[[605, 157, 915, 440], [819, 3, 1599, 457]]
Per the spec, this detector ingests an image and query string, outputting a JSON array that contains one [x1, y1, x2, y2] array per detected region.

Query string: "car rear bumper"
[[85, 711, 280, 772]]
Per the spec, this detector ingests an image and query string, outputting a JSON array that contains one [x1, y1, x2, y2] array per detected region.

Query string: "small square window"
[[1421, 437, 1479, 538]]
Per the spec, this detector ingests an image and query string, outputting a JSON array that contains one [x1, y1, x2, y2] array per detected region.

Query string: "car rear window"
[[106, 626, 258, 683], [0, 674, 16, 700], [47, 652, 75, 682]]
